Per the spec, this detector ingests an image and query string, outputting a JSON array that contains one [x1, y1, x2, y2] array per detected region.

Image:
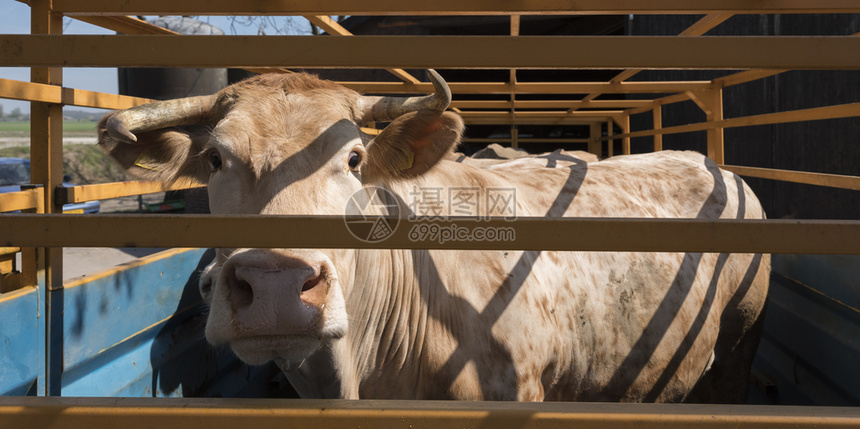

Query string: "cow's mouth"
[[230, 334, 323, 367]]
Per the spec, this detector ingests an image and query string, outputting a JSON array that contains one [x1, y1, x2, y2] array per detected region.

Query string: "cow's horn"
[[106, 94, 218, 144], [359, 69, 451, 123]]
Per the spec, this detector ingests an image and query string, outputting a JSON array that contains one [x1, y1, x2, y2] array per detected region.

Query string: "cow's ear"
[[362, 110, 464, 182], [97, 113, 210, 186]]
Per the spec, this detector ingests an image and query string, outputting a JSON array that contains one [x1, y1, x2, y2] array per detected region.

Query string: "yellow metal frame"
[[2, 397, 860, 428], [2, 0, 860, 424]]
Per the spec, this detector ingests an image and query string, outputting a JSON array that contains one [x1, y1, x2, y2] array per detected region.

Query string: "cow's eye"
[[208, 150, 223, 171], [347, 150, 362, 170]]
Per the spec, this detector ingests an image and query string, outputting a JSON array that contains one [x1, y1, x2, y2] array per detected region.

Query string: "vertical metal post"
[[688, 88, 725, 164], [511, 125, 519, 149], [606, 120, 614, 157], [30, 0, 64, 396], [588, 122, 601, 157], [621, 115, 631, 155], [652, 104, 663, 152], [705, 88, 725, 164]]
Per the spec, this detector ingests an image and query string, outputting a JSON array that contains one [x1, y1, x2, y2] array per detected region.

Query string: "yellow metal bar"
[[460, 111, 624, 119], [0, 189, 43, 213], [722, 165, 860, 191], [304, 15, 419, 84], [50, 0, 860, 15], [0, 247, 21, 258], [461, 138, 591, 144], [588, 122, 602, 156], [458, 117, 613, 126], [74, 15, 177, 34], [652, 104, 663, 151], [607, 120, 614, 157], [0, 78, 152, 110], [625, 93, 693, 116], [70, 14, 294, 75], [343, 81, 713, 95], [3, 214, 860, 255], [602, 102, 860, 141], [620, 115, 631, 155], [679, 13, 735, 36], [30, 0, 65, 398], [60, 181, 204, 204], [712, 31, 860, 88], [453, 100, 656, 110], [5, 35, 860, 70], [575, 13, 733, 109], [714, 69, 786, 88], [61, 87, 153, 110], [3, 396, 860, 429], [0, 78, 60, 104], [687, 89, 726, 164]]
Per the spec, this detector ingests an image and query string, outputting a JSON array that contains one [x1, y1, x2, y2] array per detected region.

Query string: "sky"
[[0, 2, 312, 114]]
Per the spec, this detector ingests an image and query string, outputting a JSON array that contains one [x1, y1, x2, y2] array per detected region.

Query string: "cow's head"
[[98, 71, 463, 370]]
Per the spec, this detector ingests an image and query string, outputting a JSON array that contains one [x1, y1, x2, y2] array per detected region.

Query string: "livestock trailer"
[[1, 1, 860, 427]]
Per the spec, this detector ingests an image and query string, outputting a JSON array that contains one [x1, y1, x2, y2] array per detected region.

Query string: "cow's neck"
[[335, 247, 433, 398], [334, 164, 522, 398], [281, 340, 353, 398]]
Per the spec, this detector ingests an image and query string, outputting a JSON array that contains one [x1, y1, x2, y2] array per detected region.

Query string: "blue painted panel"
[[59, 248, 296, 398], [0, 287, 39, 396], [62, 248, 209, 373], [3, 247, 297, 398]]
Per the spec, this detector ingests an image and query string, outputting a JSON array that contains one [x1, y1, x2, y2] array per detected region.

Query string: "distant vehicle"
[[0, 157, 100, 213]]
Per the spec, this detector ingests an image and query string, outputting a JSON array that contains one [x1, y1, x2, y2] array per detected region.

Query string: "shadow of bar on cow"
[[407, 157, 589, 400]]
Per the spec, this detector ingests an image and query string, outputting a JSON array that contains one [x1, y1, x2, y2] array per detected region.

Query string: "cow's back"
[[356, 150, 769, 402]]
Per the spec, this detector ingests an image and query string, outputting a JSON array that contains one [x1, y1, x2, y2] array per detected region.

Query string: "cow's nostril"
[[228, 276, 254, 310], [300, 268, 328, 309], [302, 270, 326, 293]]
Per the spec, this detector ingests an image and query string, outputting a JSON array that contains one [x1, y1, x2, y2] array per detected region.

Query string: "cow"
[[446, 147, 599, 169], [97, 70, 769, 403], [447, 143, 600, 168]]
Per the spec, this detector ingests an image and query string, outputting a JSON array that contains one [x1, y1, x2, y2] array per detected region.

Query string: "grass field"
[[0, 120, 97, 133], [0, 144, 130, 185]]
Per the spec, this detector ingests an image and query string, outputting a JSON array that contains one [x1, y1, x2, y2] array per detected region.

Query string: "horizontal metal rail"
[[68, 14, 295, 76], [722, 165, 860, 191], [453, 99, 657, 110], [49, 0, 860, 16], [604, 102, 860, 141], [0, 188, 43, 213], [2, 215, 860, 254], [0, 247, 20, 258], [459, 111, 618, 125], [0, 78, 151, 110], [4, 35, 860, 70], [339, 81, 714, 95], [2, 397, 860, 429], [59, 181, 204, 204], [461, 138, 592, 144], [625, 93, 694, 116]]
